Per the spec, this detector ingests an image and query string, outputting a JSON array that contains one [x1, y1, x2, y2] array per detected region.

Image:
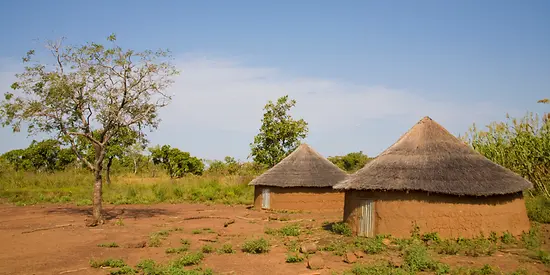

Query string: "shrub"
[[90, 258, 126, 268], [330, 222, 352, 237], [343, 262, 408, 275], [501, 231, 516, 245], [522, 225, 542, 250], [242, 238, 270, 254], [354, 236, 386, 254], [201, 245, 214, 253], [526, 195, 550, 223], [218, 243, 235, 254], [172, 252, 204, 267], [279, 224, 301, 236], [285, 253, 304, 263]]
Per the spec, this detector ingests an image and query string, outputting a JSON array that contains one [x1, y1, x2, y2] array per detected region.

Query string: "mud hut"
[[249, 143, 348, 211], [334, 116, 533, 238]]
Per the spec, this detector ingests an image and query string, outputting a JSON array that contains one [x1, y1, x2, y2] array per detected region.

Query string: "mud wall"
[[253, 186, 344, 212], [343, 190, 531, 238]]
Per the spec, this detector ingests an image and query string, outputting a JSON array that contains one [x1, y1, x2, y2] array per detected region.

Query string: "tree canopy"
[[249, 95, 308, 168]]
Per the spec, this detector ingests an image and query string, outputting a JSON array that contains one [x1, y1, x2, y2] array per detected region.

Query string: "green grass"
[[148, 230, 171, 247], [265, 224, 301, 237], [172, 252, 205, 267], [136, 258, 213, 275], [285, 253, 304, 263], [201, 245, 214, 253], [0, 170, 254, 206], [354, 236, 387, 254], [218, 243, 235, 254], [327, 222, 353, 236], [242, 238, 270, 254], [90, 258, 127, 268]]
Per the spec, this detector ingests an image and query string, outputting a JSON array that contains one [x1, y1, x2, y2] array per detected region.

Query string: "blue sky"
[[1, 0, 549, 161]]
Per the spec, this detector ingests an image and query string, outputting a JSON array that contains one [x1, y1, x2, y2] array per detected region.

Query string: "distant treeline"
[[0, 139, 372, 178]]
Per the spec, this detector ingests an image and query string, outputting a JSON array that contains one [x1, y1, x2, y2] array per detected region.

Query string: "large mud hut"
[[249, 143, 348, 211], [334, 116, 533, 238]]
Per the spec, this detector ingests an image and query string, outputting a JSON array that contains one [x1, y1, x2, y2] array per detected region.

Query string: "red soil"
[[0, 203, 548, 275]]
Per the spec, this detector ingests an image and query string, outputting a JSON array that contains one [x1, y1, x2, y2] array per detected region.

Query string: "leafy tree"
[[463, 110, 550, 197], [124, 143, 147, 175], [149, 145, 204, 178], [328, 151, 372, 173], [1, 139, 76, 172], [249, 95, 308, 168], [0, 34, 178, 225], [206, 156, 241, 175], [103, 127, 146, 184]]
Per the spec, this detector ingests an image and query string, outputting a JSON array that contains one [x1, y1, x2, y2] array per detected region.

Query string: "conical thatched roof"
[[334, 116, 533, 196], [249, 143, 348, 188]]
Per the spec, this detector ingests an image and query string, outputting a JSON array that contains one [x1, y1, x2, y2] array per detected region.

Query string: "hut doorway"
[[358, 199, 375, 237], [262, 188, 271, 209]]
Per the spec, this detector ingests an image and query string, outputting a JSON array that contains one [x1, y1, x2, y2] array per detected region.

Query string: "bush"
[[90, 258, 127, 268], [172, 252, 204, 267], [525, 195, 550, 223], [218, 243, 235, 254], [330, 222, 353, 237], [354, 236, 386, 254], [201, 245, 214, 253], [285, 253, 304, 263], [242, 238, 270, 254], [343, 262, 408, 275]]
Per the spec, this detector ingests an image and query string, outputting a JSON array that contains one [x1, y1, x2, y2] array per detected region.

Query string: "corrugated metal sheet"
[[359, 200, 374, 237], [262, 188, 270, 209]]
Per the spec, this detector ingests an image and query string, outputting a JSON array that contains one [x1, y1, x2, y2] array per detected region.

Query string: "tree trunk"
[[106, 157, 113, 185], [133, 157, 138, 174], [90, 145, 106, 226]]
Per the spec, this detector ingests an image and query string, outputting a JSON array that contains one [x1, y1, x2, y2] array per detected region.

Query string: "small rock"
[[307, 255, 325, 270], [126, 241, 147, 248], [343, 252, 357, 264], [300, 243, 317, 254], [425, 240, 434, 246], [382, 238, 392, 246]]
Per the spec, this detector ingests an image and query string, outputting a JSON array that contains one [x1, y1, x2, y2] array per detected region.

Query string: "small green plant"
[[402, 242, 448, 273], [354, 236, 386, 254], [285, 253, 304, 263], [218, 243, 235, 254], [522, 225, 542, 250], [286, 240, 299, 252], [97, 242, 119, 248], [180, 239, 191, 245], [115, 218, 125, 226], [488, 232, 498, 243], [421, 232, 441, 243], [279, 224, 301, 236], [435, 239, 461, 255], [172, 252, 204, 267], [90, 258, 126, 268], [242, 238, 271, 254], [343, 262, 408, 275], [192, 229, 202, 234], [201, 245, 214, 253], [109, 266, 136, 275], [499, 232, 515, 245], [410, 222, 421, 239], [321, 239, 350, 256], [330, 222, 352, 237], [148, 230, 170, 247], [536, 250, 550, 265]]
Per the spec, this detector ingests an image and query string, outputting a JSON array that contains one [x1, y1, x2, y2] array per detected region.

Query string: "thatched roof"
[[334, 116, 533, 196], [249, 143, 348, 188]]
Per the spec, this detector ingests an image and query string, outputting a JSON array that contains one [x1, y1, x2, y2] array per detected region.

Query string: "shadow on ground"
[[45, 206, 175, 220]]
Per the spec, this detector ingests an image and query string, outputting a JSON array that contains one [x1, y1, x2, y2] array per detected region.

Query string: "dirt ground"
[[0, 203, 549, 275]]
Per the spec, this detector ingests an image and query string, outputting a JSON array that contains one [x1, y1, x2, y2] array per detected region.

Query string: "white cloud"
[[0, 54, 513, 160]]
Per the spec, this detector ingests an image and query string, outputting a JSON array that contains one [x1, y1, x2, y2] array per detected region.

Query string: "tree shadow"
[[322, 221, 337, 232], [46, 206, 175, 221]]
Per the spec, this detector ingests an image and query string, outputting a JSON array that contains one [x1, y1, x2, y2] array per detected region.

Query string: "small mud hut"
[[249, 143, 348, 211], [334, 116, 533, 238]]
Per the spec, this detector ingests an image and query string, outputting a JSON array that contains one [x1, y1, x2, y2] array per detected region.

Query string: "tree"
[[249, 95, 308, 168], [328, 151, 372, 173], [103, 127, 146, 184], [149, 145, 204, 178], [0, 34, 178, 225]]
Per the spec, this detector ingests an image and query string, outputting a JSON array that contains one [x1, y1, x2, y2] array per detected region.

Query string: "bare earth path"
[[0, 203, 548, 275]]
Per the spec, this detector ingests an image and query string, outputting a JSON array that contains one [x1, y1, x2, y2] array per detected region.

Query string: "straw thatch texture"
[[249, 143, 348, 187], [334, 116, 533, 196]]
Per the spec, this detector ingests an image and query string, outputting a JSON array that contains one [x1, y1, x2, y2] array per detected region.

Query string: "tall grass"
[[0, 169, 254, 206]]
